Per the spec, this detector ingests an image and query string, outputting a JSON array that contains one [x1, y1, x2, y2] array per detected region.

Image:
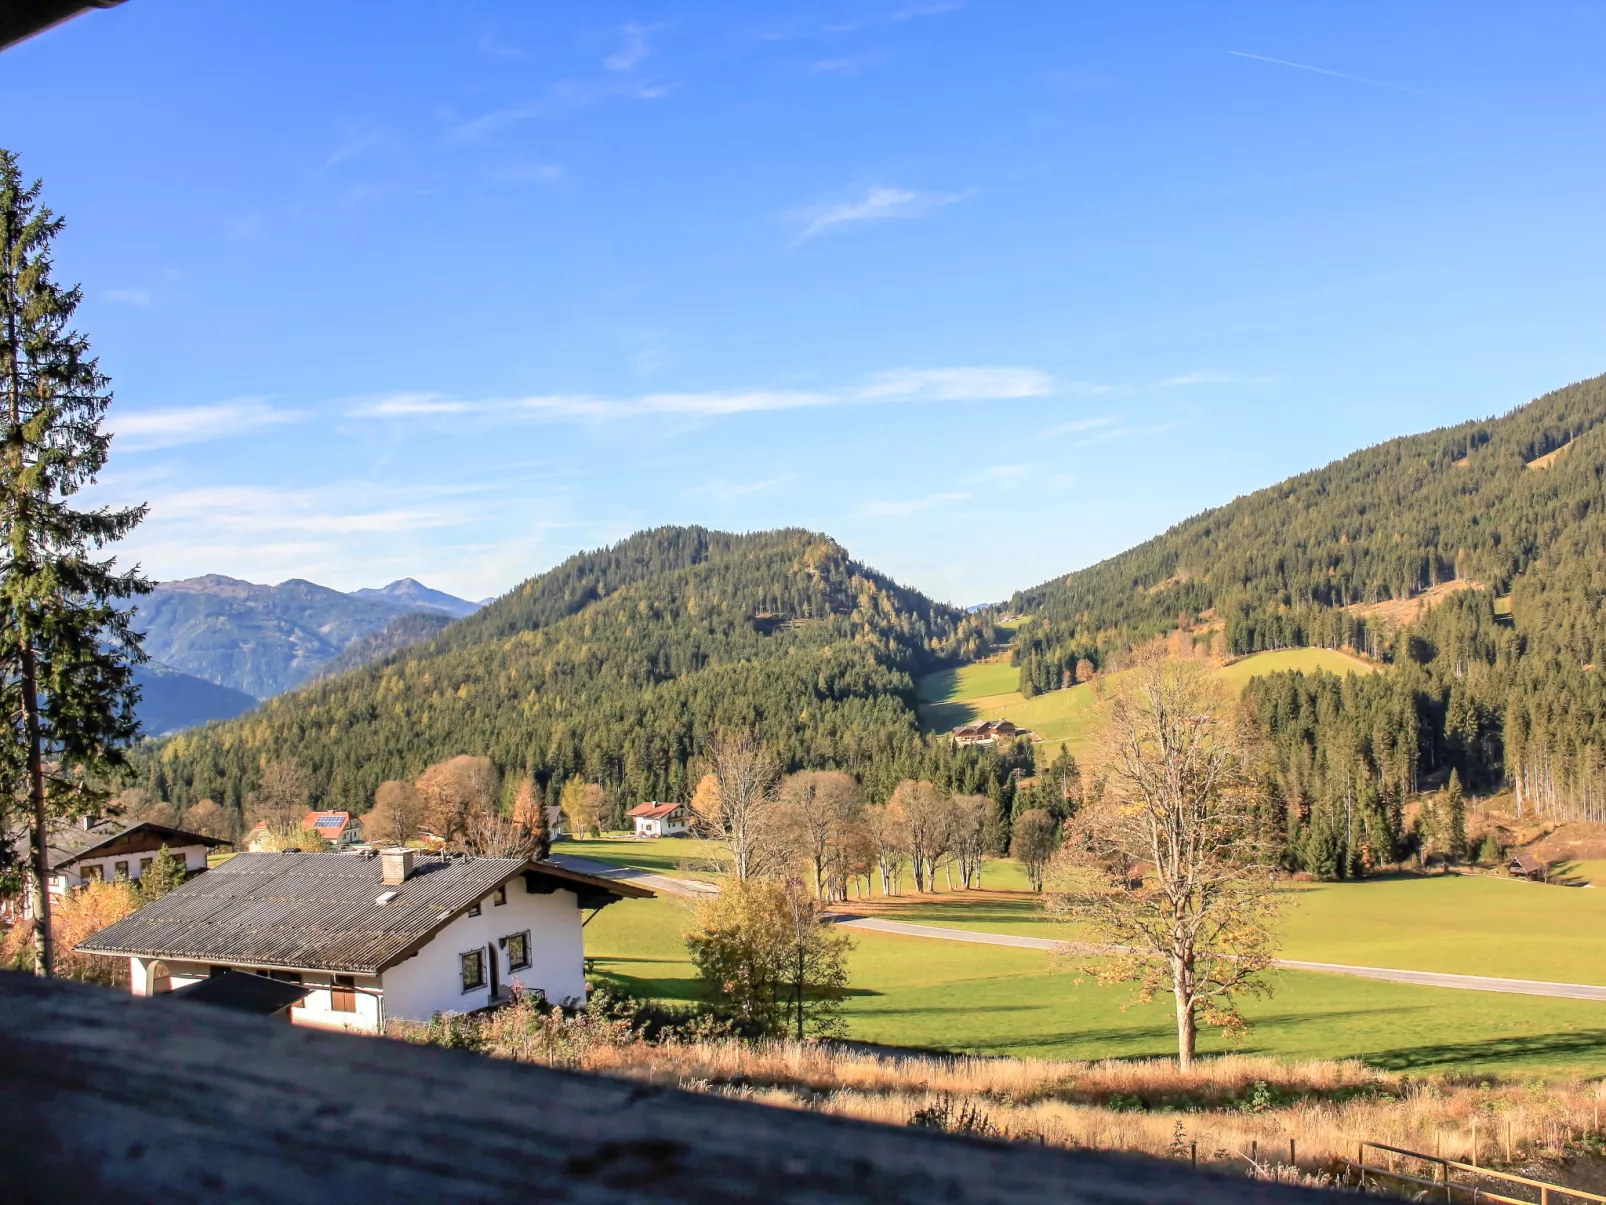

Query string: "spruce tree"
[[0, 150, 149, 977], [1445, 770, 1468, 863]]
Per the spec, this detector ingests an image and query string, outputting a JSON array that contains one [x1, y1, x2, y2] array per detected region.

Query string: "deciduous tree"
[[700, 735, 781, 881], [1053, 658, 1280, 1069], [366, 779, 425, 846], [685, 875, 852, 1037], [778, 769, 860, 897], [417, 755, 498, 843], [245, 760, 311, 829], [1010, 808, 1059, 891]]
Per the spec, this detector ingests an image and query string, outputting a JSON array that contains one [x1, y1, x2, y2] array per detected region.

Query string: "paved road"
[[559, 863, 1606, 1002], [549, 853, 716, 899], [833, 916, 1606, 1002]]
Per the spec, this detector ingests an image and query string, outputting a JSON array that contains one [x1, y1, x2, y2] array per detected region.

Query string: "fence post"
[[1289, 1139, 1296, 1167], [1191, 1142, 1196, 1170], [1473, 1119, 1478, 1168]]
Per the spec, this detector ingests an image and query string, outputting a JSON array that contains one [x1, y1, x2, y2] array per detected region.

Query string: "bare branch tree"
[[1051, 657, 1280, 1069], [778, 770, 860, 897], [701, 735, 782, 881]]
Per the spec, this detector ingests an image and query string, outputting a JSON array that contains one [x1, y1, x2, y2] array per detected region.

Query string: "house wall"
[[290, 972, 384, 1033], [380, 876, 587, 1025], [58, 843, 210, 894]]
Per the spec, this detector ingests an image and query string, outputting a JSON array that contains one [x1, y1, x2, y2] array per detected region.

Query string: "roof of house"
[[77, 851, 652, 975], [166, 971, 310, 1016], [627, 801, 684, 820], [302, 811, 359, 835], [1510, 851, 1548, 873], [14, 819, 230, 872]]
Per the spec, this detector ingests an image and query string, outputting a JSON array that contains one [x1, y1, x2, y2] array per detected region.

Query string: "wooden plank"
[[0, 973, 1322, 1204]]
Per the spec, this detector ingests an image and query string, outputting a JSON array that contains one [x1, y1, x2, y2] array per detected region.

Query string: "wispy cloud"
[[964, 464, 1029, 483], [350, 364, 1057, 424], [795, 186, 970, 241], [324, 124, 399, 168], [104, 288, 152, 307], [686, 476, 794, 502], [111, 399, 303, 451], [862, 490, 970, 517], [859, 366, 1051, 401], [1042, 415, 1115, 437], [605, 23, 654, 72], [450, 24, 669, 143], [1227, 50, 1418, 95]]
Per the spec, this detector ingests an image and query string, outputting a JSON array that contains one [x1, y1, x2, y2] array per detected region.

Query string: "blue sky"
[[6, 2, 1606, 605]]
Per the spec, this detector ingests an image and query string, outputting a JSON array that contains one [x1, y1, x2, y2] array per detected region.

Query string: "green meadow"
[[584, 890, 1606, 1076], [578, 836, 1606, 1077], [916, 647, 1376, 762]]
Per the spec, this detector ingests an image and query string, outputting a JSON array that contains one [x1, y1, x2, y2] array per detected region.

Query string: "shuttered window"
[[331, 975, 357, 1012]]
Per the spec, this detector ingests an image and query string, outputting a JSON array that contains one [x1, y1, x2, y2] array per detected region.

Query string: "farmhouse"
[[77, 848, 652, 1032], [304, 810, 366, 847], [627, 800, 690, 838], [245, 810, 367, 851], [952, 719, 1031, 747], [8, 818, 228, 916]]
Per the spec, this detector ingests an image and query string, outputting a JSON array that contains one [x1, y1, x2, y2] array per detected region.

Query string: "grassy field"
[[584, 891, 1606, 1075], [915, 647, 1376, 762], [553, 836, 728, 880]]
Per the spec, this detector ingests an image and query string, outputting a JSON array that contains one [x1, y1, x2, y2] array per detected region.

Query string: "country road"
[[834, 915, 1606, 1002], [551, 858, 1606, 1003], [549, 853, 718, 898]]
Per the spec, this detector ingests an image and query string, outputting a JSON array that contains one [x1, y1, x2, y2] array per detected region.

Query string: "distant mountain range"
[[131, 575, 485, 735]]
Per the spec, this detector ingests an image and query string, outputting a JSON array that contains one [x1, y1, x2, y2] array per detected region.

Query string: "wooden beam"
[[0, 973, 1320, 1203]]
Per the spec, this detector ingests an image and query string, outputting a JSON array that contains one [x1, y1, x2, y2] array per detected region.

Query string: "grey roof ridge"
[[49, 820, 230, 870], [76, 853, 653, 974]]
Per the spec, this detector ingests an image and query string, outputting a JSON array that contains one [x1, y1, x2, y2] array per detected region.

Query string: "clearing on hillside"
[[917, 647, 1375, 760]]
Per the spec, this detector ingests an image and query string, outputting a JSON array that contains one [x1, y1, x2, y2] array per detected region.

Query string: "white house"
[[9, 818, 228, 916], [77, 848, 653, 1033], [627, 800, 690, 838]]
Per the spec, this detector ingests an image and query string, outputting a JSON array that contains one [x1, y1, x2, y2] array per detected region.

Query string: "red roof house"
[[626, 801, 689, 838]]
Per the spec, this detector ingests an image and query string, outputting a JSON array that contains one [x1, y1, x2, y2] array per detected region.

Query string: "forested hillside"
[[138, 528, 1010, 829], [1010, 373, 1606, 865]]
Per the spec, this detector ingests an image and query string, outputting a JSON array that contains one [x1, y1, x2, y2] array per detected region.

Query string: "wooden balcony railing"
[[0, 972, 1325, 1204]]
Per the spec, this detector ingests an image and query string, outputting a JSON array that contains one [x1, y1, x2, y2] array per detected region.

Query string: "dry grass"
[[444, 995, 1606, 1179], [1348, 579, 1485, 627]]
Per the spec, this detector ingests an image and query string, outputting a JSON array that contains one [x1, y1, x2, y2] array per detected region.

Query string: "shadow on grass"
[[1359, 1028, 1606, 1070]]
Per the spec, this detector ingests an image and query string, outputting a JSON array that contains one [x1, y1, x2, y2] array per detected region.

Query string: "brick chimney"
[[380, 848, 414, 885]]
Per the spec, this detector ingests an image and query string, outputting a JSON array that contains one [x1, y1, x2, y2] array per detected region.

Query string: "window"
[[505, 932, 530, 971], [113, 860, 129, 879], [331, 974, 356, 1013], [138, 857, 154, 875], [467, 902, 481, 917], [492, 885, 506, 906], [267, 970, 302, 984], [81, 864, 103, 882], [460, 949, 485, 992]]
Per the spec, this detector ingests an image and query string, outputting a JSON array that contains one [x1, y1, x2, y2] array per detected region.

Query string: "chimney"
[[380, 848, 414, 885]]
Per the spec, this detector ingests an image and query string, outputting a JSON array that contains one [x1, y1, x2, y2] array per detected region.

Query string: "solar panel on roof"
[[313, 816, 344, 828]]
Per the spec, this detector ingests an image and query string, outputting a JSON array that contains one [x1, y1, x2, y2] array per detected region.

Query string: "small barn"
[[1508, 851, 1548, 881]]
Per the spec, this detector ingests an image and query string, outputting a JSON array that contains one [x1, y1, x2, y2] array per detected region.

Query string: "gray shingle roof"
[[77, 851, 649, 974], [12, 819, 230, 872]]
